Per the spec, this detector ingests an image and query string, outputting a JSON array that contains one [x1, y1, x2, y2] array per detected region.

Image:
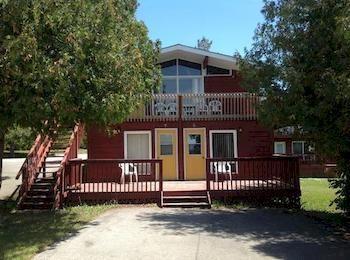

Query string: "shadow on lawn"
[[0, 202, 96, 259], [137, 208, 350, 259]]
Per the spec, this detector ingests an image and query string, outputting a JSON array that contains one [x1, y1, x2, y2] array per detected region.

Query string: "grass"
[[300, 178, 338, 213], [0, 203, 116, 260], [300, 178, 349, 230]]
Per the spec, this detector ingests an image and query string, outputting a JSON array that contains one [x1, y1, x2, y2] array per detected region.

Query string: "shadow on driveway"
[[136, 208, 350, 259]]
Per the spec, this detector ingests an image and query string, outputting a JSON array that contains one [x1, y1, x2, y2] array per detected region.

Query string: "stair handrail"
[[52, 124, 84, 209], [16, 134, 53, 206]]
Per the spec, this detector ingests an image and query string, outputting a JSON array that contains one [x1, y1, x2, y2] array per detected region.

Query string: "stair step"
[[45, 160, 62, 164], [35, 178, 55, 183], [162, 202, 210, 208], [21, 202, 53, 210], [163, 196, 207, 199]]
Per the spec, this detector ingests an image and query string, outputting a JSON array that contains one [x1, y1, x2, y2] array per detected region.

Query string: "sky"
[[136, 0, 265, 56]]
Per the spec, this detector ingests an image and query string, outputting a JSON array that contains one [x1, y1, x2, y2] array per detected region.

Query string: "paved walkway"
[[35, 207, 350, 260]]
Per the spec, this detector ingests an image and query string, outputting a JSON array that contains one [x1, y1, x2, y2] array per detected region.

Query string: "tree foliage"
[[239, 0, 350, 213], [5, 126, 34, 151], [0, 0, 160, 188]]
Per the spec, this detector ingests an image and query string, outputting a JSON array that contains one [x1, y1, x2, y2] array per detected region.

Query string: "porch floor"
[[70, 180, 293, 193], [164, 181, 206, 191]]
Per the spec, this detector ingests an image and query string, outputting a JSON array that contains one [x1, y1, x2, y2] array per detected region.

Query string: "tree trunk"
[[0, 130, 5, 190]]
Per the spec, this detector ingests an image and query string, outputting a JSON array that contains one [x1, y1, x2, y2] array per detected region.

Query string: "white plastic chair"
[[209, 100, 222, 115], [167, 103, 177, 116], [196, 102, 209, 115], [212, 161, 234, 182], [154, 103, 167, 116], [119, 163, 138, 183]]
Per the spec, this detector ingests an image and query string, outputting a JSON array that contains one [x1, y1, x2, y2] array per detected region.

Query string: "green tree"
[[5, 126, 35, 156], [238, 0, 350, 213], [0, 0, 160, 189]]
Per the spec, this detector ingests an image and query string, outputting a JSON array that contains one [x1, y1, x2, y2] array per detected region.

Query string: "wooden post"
[[159, 161, 163, 192], [178, 95, 185, 180], [206, 159, 210, 191]]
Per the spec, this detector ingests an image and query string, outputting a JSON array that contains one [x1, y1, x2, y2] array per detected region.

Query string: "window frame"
[[123, 131, 152, 159], [209, 130, 238, 158]]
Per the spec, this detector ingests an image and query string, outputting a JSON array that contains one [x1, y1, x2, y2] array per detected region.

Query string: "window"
[[292, 141, 303, 155], [292, 141, 315, 155], [274, 142, 286, 154], [210, 130, 237, 158], [188, 134, 201, 154], [125, 132, 151, 159], [207, 65, 231, 75], [178, 59, 201, 75], [160, 59, 203, 94], [161, 60, 177, 76], [161, 79, 177, 94], [160, 134, 173, 155]]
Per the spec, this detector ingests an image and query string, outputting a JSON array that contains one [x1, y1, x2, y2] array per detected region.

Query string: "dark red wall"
[[204, 73, 245, 93], [87, 120, 273, 160]]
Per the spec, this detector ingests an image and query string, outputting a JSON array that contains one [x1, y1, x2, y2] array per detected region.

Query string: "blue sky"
[[136, 0, 264, 56]]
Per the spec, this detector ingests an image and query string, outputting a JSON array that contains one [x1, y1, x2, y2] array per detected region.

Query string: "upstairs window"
[[207, 65, 231, 76], [160, 59, 203, 94]]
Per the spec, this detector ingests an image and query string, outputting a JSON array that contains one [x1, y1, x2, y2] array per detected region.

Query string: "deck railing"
[[16, 135, 53, 206], [206, 156, 300, 193], [53, 124, 84, 209], [65, 159, 163, 195], [127, 93, 258, 122]]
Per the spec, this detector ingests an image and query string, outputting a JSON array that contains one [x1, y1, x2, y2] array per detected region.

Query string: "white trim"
[[183, 128, 206, 180], [123, 131, 152, 159], [209, 130, 238, 158], [155, 128, 179, 180], [274, 141, 286, 154], [161, 44, 236, 63]]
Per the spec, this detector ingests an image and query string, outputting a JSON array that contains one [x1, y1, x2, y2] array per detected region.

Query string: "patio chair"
[[167, 102, 177, 116], [196, 102, 209, 115], [119, 163, 138, 183], [209, 100, 222, 115], [211, 161, 235, 182], [154, 103, 167, 116]]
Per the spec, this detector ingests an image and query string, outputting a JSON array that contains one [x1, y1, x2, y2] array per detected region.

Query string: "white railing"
[[127, 93, 258, 121]]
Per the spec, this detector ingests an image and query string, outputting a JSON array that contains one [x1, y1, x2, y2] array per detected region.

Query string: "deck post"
[[206, 159, 210, 191], [178, 95, 185, 180], [159, 160, 163, 192]]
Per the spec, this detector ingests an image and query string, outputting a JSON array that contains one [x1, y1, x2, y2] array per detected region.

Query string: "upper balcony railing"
[[127, 93, 258, 122]]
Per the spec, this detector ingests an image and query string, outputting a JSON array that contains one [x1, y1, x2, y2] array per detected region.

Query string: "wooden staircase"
[[17, 127, 79, 210], [161, 191, 211, 208]]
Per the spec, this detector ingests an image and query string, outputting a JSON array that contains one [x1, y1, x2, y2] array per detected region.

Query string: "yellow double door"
[[156, 128, 206, 181]]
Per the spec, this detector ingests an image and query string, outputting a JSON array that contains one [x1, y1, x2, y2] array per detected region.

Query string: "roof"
[[160, 44, 238, 70]]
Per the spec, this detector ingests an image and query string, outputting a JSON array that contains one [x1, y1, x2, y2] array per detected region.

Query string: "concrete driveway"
[[35, 207, 350, 260]]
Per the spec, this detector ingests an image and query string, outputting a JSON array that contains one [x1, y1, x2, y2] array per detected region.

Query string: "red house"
[[16, 45, 301, 210]]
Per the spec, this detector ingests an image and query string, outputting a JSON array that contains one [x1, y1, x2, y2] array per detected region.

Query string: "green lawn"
[[300, 178, 348, 227], [0, 203, 116, 260], [300, 178, 338, 213]]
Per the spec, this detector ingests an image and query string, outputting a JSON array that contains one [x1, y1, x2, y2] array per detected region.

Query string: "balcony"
[[127, 93, 258, 122]]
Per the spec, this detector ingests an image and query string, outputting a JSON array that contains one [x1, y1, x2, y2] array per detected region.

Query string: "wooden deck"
[[64, 157, 300, 205]]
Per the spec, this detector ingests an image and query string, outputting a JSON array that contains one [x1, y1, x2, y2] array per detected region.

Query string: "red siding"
[[87, 120, 273, 160], [204, 73, 245, 93]]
